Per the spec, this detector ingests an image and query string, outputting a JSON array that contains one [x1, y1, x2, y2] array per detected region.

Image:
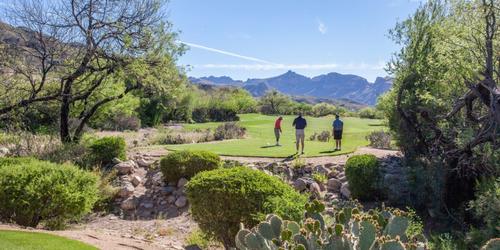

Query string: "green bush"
[[160, 150, 221, 183], [0, 158, 99, 229], [345, 154, 380, 200], [88, 136, 126, 166], [186, 167, 307, 248]]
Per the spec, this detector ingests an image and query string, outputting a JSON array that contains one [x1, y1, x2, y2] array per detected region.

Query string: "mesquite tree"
[[380, 0, 499, 209], [0, 0, 185, 142]]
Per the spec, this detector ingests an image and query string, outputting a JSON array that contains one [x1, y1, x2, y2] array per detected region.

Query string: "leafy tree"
[[0, 0, 186, 142], [379, 0, 499, 211], [259, 90, 293, 115]]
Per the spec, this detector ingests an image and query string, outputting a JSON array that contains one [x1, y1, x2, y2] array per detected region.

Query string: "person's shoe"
[[301, 151, 304, 155]]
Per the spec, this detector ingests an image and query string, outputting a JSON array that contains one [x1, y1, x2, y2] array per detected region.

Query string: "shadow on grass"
[[319, 150, 340, 154], [368, 123, 385, 127], [282, 153, 298, 162], [260, 145, 280, 148]]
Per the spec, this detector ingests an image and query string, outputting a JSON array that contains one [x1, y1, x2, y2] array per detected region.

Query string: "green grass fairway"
[[0, 230, 97, 250], [166, 114, 385, 157]]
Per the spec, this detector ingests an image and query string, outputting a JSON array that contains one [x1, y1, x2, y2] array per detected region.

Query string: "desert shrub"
[[317, 130, 331, 142], [192, 107, 240, 123], [0, 158, 99, 229], [186, 167, 307, 248], [0, 132, 61, 157], [345, 154, 380, 200], [213, 122, 246, 140], [291, 156, 305, 169], [358, 107, 383, 119], [309, 132, 317, 141], [92, 168, 119, 212], [105, 113, 141, 131], [88, 136, 126, 166], [467, 178, 500, 249], [312, 173, 327, 184], [39, 143, 93, 167], [366, 130, 392, 149], [151, 129, 214, 145], [311, 103, 337, 117], [160, 150, 221, 183]]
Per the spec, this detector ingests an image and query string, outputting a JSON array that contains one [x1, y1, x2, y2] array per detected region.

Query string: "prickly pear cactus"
[[235, 200, 427, 250]]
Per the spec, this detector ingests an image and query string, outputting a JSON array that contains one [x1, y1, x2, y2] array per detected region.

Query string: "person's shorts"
[[274, 128, 281, 138], [295, 129, 305, 142], [334, 130, 343, 140]]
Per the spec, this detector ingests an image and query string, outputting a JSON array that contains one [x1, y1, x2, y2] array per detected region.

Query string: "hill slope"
[[190, 71, 392, 105]]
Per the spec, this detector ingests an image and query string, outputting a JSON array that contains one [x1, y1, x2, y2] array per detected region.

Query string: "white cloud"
[[317, 19, 327, 34], [196, 62, 384, 71], [179, 41, 273, 64]]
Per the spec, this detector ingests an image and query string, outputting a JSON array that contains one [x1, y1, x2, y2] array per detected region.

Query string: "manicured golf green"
[[0, 230, 97, 250], [166, 114, 385, 157]]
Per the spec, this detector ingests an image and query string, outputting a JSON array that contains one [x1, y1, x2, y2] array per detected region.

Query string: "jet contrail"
[[179, 41, 274, 64]]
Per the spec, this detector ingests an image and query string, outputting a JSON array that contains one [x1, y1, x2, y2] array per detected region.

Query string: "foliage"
[[310, 131, 331, 142], [292, 156, 306, 169], [0, 158, 99, 229], [467, 178, 500, 249], [92, 168, 119, 212], [185, 166, 307, 248], [357, 107, 383, 119], [160, 150, 221, 183], [213, 122, 246, 140], [345, 154, 380, 200], [312, 103, 338, 117], [236, 200, 428, 250], [88, 136, 126, 166], [312, 173, 327, 184], [366, 130, 393, 149], [259, 90, 294, 115], [0, 0, 187, 143]]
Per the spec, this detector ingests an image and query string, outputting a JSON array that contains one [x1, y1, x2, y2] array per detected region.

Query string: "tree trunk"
[[60, 80, 73, 143]]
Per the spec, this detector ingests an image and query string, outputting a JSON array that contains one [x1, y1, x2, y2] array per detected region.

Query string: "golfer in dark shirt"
[[292, 114, 307, 154], [332, 114, 343, 151]]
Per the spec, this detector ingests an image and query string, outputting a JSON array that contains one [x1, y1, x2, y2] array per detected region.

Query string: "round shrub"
[[88, 136, 126, 166], [186, 166, 307, 248], [345, 154, 380, 200], [160, 150, 221, 183], [0, 157, 99, 229]]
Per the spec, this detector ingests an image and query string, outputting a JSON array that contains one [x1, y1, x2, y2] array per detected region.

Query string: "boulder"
[[175, 196, 188, 208], [177, 178, 188, 188], [131, 175, 142, 187], [121, 197, 137, 210], [0, 147, 10, 157], [293, 178, 307, 192], [327, 171, 338, 179], [314, 165, 330, 175], [119, 184, 135, 198], [340, 183, 351, 199], [112, 157, 123, 164], [327, 178, 342, 192], [136, 157, 154, 168], [324, 163, 335, 168], [114, 160, 137, 175], [309, 182, 322, 199], [167, 195, 176, 204]]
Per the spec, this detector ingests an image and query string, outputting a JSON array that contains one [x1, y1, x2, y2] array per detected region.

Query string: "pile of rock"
[[112, 155, 189, 220], [248, 161, 352, 207]]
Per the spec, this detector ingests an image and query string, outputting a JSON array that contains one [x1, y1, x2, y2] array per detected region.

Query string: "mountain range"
[[189, 71, 393, 105]]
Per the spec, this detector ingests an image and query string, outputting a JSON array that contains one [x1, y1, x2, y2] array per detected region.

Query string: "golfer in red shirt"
[[274, 116, 283, 146]]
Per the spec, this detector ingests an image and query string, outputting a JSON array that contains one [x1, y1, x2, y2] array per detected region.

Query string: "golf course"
[[0, 230, 97, 250], [166, 114, 385, 157]]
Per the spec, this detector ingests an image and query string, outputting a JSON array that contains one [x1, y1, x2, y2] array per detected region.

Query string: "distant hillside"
[[190, 71, 393, 105]]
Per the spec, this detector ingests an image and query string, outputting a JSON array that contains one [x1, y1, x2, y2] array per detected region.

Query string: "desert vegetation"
[[0, 0, 498, 249]]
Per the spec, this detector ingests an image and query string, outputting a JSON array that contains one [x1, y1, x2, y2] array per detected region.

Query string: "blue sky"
[[0, 0, 423, 82], [168, 0, 423, 82]]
